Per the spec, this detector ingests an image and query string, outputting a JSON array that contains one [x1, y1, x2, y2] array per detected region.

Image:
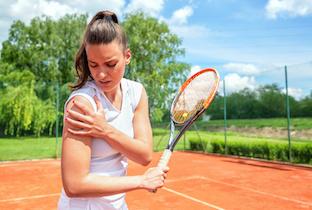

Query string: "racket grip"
[[157, 149, 172, 169], [151, 149, 172, 193]]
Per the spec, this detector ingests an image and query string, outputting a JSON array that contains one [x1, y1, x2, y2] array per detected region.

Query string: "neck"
[[104, 83, 122, 105]]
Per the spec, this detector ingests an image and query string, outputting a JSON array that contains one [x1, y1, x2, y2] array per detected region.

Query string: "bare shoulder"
[[62, 95, 94, 142], [65, 95, 95, 113]]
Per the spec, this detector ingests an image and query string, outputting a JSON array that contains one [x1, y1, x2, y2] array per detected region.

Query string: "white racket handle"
[[157, 149, 172, 168], [151, 149, 172, 193]]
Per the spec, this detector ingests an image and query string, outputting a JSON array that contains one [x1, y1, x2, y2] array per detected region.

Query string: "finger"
[[163, 166, 170, 173], [163, 173, 167, 179], [68, 109, 93, 124], [73, 100, 93, 116], [66, 116, 92, 129], [68, 128, 90, 136]]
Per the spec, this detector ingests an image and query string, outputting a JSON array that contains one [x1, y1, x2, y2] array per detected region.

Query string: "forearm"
[[65, 174, 143, 197], [103, 126, 152, 165]]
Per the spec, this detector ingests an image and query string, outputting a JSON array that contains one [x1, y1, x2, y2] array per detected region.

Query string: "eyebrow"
[[88, 58, 117, 64]]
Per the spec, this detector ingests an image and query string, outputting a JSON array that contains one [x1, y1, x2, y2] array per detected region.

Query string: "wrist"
[[98, 123, 114, 139], [136, 175, 145, 189]]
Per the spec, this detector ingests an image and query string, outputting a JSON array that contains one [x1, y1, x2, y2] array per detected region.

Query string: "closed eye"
[[88, 61, 98, 68], [107, 62, 117, 68]]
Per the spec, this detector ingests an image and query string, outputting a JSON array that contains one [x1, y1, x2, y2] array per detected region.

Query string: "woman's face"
[[85, 40, 131, 94]]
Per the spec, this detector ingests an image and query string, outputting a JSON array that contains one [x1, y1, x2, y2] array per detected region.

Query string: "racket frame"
[[153, 68, 219, 192], [167, 68, 220, 151]]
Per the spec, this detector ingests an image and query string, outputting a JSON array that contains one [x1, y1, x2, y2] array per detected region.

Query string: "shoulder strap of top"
[[123, 79, 143, 112]]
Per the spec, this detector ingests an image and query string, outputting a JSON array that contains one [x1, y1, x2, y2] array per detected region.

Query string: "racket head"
[[170, 68, 220, 125]]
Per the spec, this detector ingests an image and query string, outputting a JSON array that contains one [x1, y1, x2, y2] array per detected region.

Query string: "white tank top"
[[58, 78, 143, 210]]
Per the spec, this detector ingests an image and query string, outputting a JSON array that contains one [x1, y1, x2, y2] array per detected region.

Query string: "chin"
[[96, 81, 118, 93]]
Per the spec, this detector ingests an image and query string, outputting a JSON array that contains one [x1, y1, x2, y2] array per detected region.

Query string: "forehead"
[[85, 41, 124, 61]]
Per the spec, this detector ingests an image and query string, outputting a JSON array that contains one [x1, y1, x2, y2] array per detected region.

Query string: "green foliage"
[[196, 118, 312, 130], [299, 93, 312, 117], [1, 14, 87, 85], [189, 137, 312, 164], [0, 12, 190, 136], [0, 14, 87, 136], [207, 84, 312, 119], [0, 70, 56, 136], [122, 12, 190, 121]]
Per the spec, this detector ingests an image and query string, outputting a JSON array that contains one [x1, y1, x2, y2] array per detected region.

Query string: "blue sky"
[[0, 0, 311, 98]]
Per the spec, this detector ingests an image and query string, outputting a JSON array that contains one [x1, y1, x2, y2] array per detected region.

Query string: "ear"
[[125, 48, 131, 65]]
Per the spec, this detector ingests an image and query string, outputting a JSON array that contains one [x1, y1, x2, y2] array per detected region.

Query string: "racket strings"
[[172, 71, 217, 124]]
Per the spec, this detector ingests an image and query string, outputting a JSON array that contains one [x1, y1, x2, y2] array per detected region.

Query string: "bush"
[[189, 137, 312, 164]]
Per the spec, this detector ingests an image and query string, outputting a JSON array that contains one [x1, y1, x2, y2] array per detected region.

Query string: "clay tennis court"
[[0, 151, 311, 210]]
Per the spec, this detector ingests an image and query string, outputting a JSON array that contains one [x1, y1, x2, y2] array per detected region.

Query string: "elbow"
[[141, 153, 152, 166], [63, 184, 80, 198], [63, 180, 85, 198]]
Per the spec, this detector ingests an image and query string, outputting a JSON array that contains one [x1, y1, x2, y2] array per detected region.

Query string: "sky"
[[0, 0, 311, 99]]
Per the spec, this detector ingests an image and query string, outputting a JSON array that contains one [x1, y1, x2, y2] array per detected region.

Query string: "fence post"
[[55, 82, 60, 159], [223, 80, 228, 154], [284, 66, 291, 162]]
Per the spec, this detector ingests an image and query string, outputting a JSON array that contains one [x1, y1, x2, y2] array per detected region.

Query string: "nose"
[[97, 67, 108, 79]]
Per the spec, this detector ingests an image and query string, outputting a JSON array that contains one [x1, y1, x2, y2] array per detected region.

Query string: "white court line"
[[169, 176, 312, 207], [162, 187, 224, 210], [203, 176, 312, 207], [0, 159, 58, 168], [0, 193, 59, 203]]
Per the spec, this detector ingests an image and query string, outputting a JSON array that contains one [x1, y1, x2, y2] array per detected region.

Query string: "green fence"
[[154, 62, 312, 164], [0, 63, 311, 163]]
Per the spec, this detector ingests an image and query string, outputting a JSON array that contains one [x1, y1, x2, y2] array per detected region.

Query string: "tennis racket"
[[154, 68, 220, 190]]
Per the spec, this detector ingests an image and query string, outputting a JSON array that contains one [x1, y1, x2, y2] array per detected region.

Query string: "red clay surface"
[[0, 151, 311, 210]]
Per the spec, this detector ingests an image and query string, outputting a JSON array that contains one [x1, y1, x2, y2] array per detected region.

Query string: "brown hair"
[[72, 10, 128, 90]]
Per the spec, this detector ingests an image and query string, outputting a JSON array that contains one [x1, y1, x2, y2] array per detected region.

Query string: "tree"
[[257, 84, 285, 118], [0, 12, 190, 135], [0, 14, 87, 136], [298, 91, 312, 117], [205, 94, 224, 119], [122, 12, 190, 122], [1, 14, 87, 98], [0, 67, 55, 136]]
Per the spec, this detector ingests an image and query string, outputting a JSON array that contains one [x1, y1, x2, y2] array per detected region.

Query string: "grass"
[[1, 117, 311, 162], [194, 118, 312, 130], [0, 137, 61, 161]]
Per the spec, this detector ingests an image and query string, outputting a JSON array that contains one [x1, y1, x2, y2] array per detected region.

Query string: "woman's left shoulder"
[[122, 78, 143, 92], [122, 78, 144, 111], [122, 78, 142, 86]]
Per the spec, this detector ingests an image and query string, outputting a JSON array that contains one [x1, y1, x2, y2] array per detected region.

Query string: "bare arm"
[[66, 87, 153, 166], [62, 96, 165, 198]]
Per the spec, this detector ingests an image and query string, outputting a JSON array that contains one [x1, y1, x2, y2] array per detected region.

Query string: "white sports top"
[[58, 78, 143, 210]]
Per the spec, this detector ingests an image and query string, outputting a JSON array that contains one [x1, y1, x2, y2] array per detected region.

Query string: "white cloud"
[[125, 0, 164, 17], [224, 73, 257, 94], [223, 63, 261, 75], [168, 6, 193, 25], [65, 0, 125, 19], [0, 0, 126, 46], [170, 24, 211, 40], [9, 0, 78, 23], [282, 87, 305, 100], [188, 65, 201, 77], [266, 0, 312, 19]]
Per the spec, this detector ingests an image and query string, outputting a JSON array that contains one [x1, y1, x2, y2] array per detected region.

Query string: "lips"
[[99, 80, 112, 85]]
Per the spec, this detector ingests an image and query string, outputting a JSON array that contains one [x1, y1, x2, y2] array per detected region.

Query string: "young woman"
[[58, 10, 168, 210]]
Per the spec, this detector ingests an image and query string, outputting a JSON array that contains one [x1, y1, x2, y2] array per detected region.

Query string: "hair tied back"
[[95, 10, 119, 24]]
